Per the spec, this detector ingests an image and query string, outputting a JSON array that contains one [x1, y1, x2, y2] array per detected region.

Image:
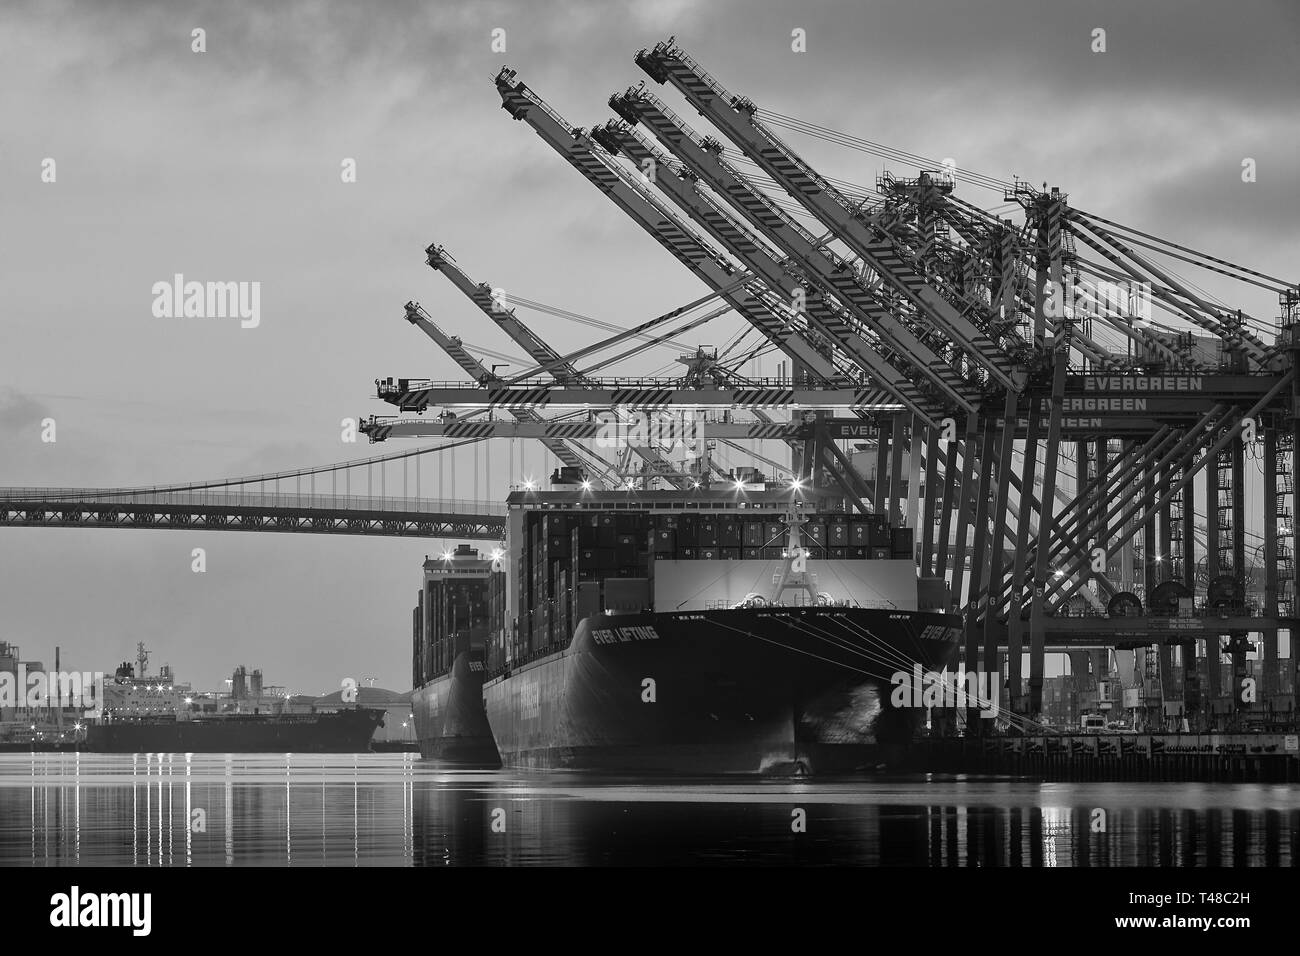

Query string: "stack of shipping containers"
[[478, 501, 923, 677], [410, 550, 493, 687]]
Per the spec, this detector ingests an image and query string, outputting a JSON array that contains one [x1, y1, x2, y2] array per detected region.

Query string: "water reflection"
[[0, 754, 1296, 866]]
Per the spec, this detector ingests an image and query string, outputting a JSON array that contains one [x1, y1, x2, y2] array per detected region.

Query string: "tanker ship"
[[84, 646, 386, 753], [411, 480, 961, 774], [85, 708, 386, 753]]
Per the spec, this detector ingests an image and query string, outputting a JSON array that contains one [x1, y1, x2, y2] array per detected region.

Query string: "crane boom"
[[596, 112, 977, 416], [588, 123, 946, 420], [635, 39, 1028, 392], [494, 67, 849, 390], [425, 244, 582, 381], [401, 301, 615, 485], [420, 247, 699, 487]]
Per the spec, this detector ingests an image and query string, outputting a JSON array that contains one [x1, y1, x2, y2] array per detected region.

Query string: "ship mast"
[[769, 498, 820, 606], [135, 641, 149, 679]]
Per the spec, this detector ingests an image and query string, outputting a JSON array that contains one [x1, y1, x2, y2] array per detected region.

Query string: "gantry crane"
[[368, 39, 1300, 730], [398, 300, 618, 487], [422, 244, 702, 488]]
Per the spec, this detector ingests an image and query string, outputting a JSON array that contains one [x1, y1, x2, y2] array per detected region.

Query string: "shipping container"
[[719, 520, 742, 547], [543, 513, 575, 536], [742, 520, 764, 547], [576, 581, 600, 622], [615, 535, 638, 565]]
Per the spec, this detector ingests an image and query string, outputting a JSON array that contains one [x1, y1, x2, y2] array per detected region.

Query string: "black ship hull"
[[411, 651, 501, 767], [85, 707, 386, 754], [483, 606, 961, 774]]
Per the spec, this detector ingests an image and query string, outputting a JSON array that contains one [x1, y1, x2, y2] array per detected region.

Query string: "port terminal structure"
[[1, 40, 1295, 735], [358, 39, 1299, 733]]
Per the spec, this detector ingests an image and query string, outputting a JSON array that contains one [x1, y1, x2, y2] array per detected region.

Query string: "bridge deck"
[[0, 488, 507, 540]]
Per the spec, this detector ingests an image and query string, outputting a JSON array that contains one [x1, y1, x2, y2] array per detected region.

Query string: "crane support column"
[[874, 425, 890, 515], [983, 391, 1019, 714], [907, 413, 924, 535], [1229, 435, 1250, 717], [1205, 433, 1222, 718], [934, 437, 960, 591], [965, 419, 997, 729], [1007, 405, 1041, 717], [1028, 352, 1068, 715], [920, 425, 941, 576], [1263, 422, 1279, 706], [950, 423, 979, 615], [889, 415, 907, 528]]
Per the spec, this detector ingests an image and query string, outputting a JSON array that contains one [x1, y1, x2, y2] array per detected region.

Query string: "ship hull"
[[85, 707, 385, 754], [412, 651, 501, 767], [484, 607, 961, 774]]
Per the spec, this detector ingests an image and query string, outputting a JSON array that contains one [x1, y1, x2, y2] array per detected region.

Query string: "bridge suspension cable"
[[0, 437, 492, 502]]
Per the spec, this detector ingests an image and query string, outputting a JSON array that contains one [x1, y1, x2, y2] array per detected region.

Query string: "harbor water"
[[1, 753, 1297, 866]]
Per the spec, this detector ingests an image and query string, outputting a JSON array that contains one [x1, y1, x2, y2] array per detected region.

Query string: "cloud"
[[0, 387, 50, 436]]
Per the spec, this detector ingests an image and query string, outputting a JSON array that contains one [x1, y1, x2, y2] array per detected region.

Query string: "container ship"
[[410, 548, 502, 766], [412, 479, 961, 774]]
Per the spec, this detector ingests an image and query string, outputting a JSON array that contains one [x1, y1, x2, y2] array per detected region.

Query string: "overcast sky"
[[1, 0, 1296, 693]]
